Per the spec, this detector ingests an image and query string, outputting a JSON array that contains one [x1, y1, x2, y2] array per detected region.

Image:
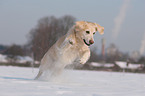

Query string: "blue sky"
[[0, 0, 145, 54]]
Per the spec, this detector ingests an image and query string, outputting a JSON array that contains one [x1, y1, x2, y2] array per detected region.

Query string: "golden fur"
[[35, 21, 104, 79]]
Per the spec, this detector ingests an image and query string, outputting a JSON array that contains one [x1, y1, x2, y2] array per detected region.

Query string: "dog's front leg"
[[79, 50, 90, 64]]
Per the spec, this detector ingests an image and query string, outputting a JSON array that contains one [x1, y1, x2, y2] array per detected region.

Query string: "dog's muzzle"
[[83, 39, 94, 46]]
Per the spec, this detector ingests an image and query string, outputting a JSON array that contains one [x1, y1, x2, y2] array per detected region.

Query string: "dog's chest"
[[63, 45, 86, 60], [63, 47, 79, 59]]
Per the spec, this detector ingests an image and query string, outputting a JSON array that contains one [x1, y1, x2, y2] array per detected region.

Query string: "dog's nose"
[[89, 40, 94, 44]]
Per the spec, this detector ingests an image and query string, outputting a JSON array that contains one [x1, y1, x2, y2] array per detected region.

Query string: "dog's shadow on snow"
[[0, 76, 33, 81]]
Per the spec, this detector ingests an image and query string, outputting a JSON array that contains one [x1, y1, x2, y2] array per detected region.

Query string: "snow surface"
[[115, 61, 143, 69], [0, 54, 34, 64], [0, 54, 8, 63], [15, 56, 33, 63], [90, 62, 114, 68], [0, 66, 145, 96]]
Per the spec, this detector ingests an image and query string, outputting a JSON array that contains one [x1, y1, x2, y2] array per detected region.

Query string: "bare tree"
[[4, 44, 24, 57], [27, 15, 76, 60]]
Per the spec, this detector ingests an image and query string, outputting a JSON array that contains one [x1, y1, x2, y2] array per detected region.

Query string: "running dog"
[[35, 21, 104, 79]]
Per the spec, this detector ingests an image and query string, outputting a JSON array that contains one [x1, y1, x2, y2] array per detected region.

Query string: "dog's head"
[[74, 21, 104, 46]]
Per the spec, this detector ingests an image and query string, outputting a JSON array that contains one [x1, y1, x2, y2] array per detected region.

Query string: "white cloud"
[[112, 0, 131, 39], [140, 31, 145, 55]]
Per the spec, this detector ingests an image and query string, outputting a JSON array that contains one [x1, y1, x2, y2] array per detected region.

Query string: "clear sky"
[[0, 0, 145, 54]]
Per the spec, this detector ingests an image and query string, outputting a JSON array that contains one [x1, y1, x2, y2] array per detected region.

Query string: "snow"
[[15, 56, 33, 63], [115, 61, 143, 69], [0, 66, 145, 96], [0, 54, 8, 63], [90, 61, 144, 70], [90, 62, 114, 68], [0, 54, 34, 64]]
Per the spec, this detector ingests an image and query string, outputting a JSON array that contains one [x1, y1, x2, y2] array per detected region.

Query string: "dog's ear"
[[95, 23, 104, 35]]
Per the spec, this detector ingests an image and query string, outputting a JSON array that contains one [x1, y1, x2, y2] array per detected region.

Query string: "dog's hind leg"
[[34, 71, 43, 80]]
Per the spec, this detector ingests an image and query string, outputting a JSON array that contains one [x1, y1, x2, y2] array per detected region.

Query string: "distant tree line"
[[89, 43, 145, 65], [0, 15, 145, 65]]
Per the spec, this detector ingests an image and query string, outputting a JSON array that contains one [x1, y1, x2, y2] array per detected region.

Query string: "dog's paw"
[[79, 59, 86, 64]]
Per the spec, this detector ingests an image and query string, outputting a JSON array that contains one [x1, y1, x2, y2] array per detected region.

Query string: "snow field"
[[0, 66, 145, 96]]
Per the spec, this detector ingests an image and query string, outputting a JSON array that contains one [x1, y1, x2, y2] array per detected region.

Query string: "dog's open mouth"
[[83, 39, 90, 46]]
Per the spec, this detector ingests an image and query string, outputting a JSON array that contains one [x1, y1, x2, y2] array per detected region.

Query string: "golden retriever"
[[35, 21, 104, 79]]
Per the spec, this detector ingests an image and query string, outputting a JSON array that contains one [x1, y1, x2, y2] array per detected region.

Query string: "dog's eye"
[[93, 32, 95, 35], [86, 31, 90, 34]]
